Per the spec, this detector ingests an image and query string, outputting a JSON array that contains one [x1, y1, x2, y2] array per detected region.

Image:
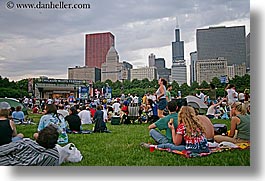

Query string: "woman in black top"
[[0, 102, 24, 146], [64, 106, 81, 132]]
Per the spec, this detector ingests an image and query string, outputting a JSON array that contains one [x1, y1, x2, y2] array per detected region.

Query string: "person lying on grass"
[[0, 124, 59, 166]]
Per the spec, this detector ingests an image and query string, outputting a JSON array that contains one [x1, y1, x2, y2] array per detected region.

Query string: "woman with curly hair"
[[155, 106, 209, 153]]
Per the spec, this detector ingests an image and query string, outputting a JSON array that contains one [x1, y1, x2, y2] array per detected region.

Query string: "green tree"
[[131, 79, 141, 88], [179, 83, 191, 97], [200, 81, 209, 89]]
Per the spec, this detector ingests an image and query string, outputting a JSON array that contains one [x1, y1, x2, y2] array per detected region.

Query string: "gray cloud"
[[0, 0, 250, 81]]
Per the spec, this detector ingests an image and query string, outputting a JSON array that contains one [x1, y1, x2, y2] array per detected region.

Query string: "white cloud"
[[0, 0, 250, 81]]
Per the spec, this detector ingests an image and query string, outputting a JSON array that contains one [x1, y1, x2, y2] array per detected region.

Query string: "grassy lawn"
[[17, 113, 250, 166]]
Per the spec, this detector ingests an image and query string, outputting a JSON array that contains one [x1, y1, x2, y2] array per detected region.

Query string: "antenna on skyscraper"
[[176, 17, 179, 29]]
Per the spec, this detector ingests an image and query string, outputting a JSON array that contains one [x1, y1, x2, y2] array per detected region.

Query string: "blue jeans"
[[12, 136, 23, 142], [149, 129, 169, 144], [157, 143, 186, 151]]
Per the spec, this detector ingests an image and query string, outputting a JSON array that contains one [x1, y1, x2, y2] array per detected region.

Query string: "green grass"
[[17, 113, 250, 166]]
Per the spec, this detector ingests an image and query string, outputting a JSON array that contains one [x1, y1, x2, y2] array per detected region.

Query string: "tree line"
[[0, 74, 250, 99]]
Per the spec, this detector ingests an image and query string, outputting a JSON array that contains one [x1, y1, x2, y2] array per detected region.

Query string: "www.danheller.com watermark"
[[6, 1, 91, 10]]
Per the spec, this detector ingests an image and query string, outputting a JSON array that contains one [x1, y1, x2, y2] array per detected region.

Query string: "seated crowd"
[[0, 87, 250, 165]]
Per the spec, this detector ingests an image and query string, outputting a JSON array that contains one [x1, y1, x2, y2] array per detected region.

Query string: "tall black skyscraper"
[[172, 29, 184, 62], [171, 27, 187, 85], [196, 26, 246, 66]]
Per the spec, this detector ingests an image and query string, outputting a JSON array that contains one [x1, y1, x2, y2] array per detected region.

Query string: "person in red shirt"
[[32, 105, 39, 114]]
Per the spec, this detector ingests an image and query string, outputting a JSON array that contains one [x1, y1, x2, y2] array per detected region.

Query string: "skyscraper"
[[171, 27, 187, 85], [246, 33, 250, 71], [85, 32, 115, 68], [148, 53, 156, 67], [155, 58, 171, 81], [190, 51, 197, 84], [172, 29, 184, 62], [196, 26, 246, 66], [101, 46, 123, 82]]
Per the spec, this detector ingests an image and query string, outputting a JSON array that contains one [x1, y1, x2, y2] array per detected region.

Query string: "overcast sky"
[[0, 0, 250, 81]]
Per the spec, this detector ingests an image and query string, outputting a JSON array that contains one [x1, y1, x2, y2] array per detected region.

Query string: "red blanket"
[[155, 142, 250, 158]]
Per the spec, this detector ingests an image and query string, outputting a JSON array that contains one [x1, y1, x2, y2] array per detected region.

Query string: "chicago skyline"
[[0, 0, 250, 81]]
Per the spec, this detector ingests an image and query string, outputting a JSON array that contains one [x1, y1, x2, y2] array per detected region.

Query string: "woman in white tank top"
[[155, 78, 167, 118]]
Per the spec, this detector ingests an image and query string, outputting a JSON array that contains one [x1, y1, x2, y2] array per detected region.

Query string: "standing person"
[[78, 105, 92, 124], [155, 78, 167, 118], [33, 104, 68, 144], [0, 102, 24, 146], [214, 102, 250, 144], [11, 106, 25, 123], [225, 84, 238, 106], [67, 93, 76, 106], [65, 106, 82, 132], [225, 84, 238, 117], [166, 84, 172, 102]]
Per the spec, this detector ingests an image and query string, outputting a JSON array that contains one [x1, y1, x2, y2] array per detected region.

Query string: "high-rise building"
[[131, 67, 157, 81], [172, 29, 184, 62], [148, 53, 156, 67], [101, 46, 123, 82], [85, 32, 115, 68], [246, 33, 250, 71], [155, 58, 171, 81], [121, 61, 133, 81], [171, 27, 187, 84], [196, 26, 246, 66], [190, 51, 197, 84], [227, 63, 247, 80], [68, 66, 101, 82], [171, 60, 187, 85], [196, 57, 228, 84]]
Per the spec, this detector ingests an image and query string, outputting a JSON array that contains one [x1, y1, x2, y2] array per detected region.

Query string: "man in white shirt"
[[133, 94, 139, 105], [196, 91, 205, 103], [78, 106, 92, 124], [112, 100, 121, 115], [225, 84, 238, 105], [57, 104, 69, 118]]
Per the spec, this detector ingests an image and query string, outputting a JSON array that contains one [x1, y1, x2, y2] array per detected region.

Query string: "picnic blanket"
[[153, 142, 250, 158]]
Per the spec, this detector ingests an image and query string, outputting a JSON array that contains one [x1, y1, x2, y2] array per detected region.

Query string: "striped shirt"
[[0, 138, 59, 166]]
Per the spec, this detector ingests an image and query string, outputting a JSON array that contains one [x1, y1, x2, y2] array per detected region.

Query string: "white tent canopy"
[[185, 95, 208, 109]]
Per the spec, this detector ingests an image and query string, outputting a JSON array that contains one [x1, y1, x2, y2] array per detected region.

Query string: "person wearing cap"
[[0, 102, 24, 146]]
